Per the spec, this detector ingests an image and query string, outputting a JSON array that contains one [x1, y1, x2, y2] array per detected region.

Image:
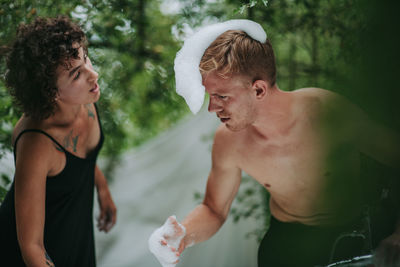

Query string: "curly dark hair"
[[5, 16, 87, 120]]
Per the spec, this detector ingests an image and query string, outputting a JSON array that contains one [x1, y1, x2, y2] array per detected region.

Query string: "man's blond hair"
[[200, 30, 276, 86]]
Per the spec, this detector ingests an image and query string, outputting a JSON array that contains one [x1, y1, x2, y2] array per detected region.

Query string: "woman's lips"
[[90, 83, 99, 93]]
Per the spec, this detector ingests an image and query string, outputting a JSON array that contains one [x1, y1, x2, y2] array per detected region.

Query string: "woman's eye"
[[73, 71, 81, 80]]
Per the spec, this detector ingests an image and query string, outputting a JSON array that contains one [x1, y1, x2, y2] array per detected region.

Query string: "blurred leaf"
[[0, 185, 7, 203]]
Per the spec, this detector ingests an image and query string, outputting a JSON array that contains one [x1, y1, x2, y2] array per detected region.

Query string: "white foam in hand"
[[148, 215, 186, 267]]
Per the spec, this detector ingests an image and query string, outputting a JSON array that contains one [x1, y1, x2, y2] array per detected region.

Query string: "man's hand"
[[374, 230, 400, 267], [148, 216, 186, 267], [96, 186, 117, 233]]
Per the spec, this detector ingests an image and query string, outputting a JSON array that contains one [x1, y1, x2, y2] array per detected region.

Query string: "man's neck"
[[250, 87, 296, 140]]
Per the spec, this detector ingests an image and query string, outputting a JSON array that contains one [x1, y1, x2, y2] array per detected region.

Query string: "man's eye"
[[73, 71, 81, 80], [218, 95, 227, 99]]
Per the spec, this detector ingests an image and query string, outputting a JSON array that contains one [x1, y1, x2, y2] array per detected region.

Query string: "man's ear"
[[252, 80, 269, 99]]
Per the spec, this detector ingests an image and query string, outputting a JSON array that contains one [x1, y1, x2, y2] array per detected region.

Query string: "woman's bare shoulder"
[[12, 115, 59, 161]]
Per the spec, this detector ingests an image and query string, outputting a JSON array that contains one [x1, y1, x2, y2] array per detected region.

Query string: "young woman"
[[0, 16, 117, 266]]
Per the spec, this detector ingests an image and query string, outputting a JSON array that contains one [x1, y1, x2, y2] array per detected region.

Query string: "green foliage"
[[0, 186, 7, 203], [229, 175, 270, 241], [0, 90, 17, 155], [0, 0, 190, 181], [0, 173, 11, 203], [237, 0, 269, 15], [1, 0, 398, 236]]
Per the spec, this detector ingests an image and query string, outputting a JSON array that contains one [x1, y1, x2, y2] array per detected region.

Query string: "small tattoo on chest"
[[64, 129, 79, 152], [88, 109, 95, 119]]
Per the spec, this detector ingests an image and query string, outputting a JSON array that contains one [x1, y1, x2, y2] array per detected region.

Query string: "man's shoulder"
[[294, 87, 366, 134], [211, 125, 243, 167], [293, 87, 338, 101], [212, 124, 244, 155], [293, 87, 354, 112]]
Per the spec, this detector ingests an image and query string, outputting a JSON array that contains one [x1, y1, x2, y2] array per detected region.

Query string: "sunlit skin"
[[159, 71, 400, 265], [206, 74, 257, 132], [12, 45, 116, 266], [53, 46, 100, 128], [201, 71, 363, 225]]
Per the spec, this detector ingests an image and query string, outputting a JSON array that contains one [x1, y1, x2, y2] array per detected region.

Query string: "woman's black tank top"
[[0, 107, 104, 267]]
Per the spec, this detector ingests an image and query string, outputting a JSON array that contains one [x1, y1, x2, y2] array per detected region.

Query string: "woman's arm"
[[94, 165, 117, 232], [14, 132, 59, 267]]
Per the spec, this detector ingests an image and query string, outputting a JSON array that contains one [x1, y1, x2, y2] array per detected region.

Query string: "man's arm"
[[332, 93, 400, 168], [359, 120, 400, 265], [339, 96, 400, 265], [179, 126, 242, 251], [356, 117, 400, 169], [148, 126, 242, 267], [94, 165, 117, 233]]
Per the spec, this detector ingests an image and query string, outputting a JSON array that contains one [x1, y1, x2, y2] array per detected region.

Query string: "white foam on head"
[[148, 216, 186, 267], [174, 19, 267, 114]]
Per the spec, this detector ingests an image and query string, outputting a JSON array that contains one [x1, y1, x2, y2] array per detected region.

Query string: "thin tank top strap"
[[14, 129, 66, 153], [93, 103, 104, 143]]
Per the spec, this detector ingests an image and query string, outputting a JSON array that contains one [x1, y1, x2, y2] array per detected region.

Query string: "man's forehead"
[[203, 72, 248, 93]]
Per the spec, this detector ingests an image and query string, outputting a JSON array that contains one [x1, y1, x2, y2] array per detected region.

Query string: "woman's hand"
[[95, 166, 117, 233], [96, 185, 117, 232]]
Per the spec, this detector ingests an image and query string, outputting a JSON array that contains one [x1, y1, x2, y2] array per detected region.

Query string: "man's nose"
[[208, 97, 223, 113]]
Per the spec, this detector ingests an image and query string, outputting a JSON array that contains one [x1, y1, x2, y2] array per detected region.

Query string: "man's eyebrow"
[[68, 64, 82, 78]]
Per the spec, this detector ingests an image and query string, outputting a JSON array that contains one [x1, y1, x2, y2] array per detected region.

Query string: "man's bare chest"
[[236, 131, 359, 194], [239, 136, 320, 186]]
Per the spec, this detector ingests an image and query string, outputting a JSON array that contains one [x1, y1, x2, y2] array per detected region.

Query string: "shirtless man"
[[151, 29, 400, 266]]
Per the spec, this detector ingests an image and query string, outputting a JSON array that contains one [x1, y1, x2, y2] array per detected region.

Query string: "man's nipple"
[[264, 183, 271, 188]]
